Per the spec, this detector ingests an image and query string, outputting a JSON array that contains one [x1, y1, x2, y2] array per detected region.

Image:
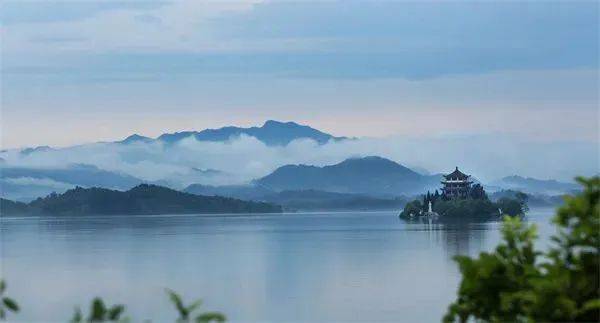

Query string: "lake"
[[0, 208, 556, 322]]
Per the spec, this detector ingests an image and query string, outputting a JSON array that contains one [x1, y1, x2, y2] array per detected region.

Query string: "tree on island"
[[399, 182, 527, 219], [468, 184, 487, 200], [444, 177, 599, 322]]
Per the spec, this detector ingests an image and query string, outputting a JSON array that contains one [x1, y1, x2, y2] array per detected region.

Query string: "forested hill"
[[254, 156, 441, 196], [154, 120, 347, 146], [1, 184, 282, 216]]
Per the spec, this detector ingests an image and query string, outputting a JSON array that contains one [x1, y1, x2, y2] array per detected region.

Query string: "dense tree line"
[[1, 184, 282, 216]]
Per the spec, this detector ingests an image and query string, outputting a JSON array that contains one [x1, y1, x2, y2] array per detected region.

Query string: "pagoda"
[[441, 167, 473, 199]]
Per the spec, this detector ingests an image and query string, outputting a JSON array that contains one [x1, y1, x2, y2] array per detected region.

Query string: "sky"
[[1, 0, 599, 150]]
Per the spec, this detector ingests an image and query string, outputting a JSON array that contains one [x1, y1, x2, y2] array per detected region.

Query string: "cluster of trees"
[[400, 184, 528, 219], [416, 184, 489, 204], [0, 281, 225, 323], [2, 184, 283, 216], [463, 184, 487, 200], [444, 176, 599, 322], [490, 189, 565, 207]]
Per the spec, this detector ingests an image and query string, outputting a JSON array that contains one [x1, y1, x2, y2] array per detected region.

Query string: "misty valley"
[[0, 121, 577, 217], [2, 2, 598, 322]]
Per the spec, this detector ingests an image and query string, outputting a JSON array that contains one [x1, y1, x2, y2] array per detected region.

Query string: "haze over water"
[[1, 208, 555, 322]]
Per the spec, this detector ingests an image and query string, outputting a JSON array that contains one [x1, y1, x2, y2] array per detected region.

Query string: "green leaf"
[[187, 299, 203, 314], [90, 297, 107, 320], [2, 297, 19, 312], [195, 312, 226, 323], [166, 289, 188, 319], [0, 280, 5, 294], [580, 299, 600, 314], [444, 176, 600, 322], [108, 304, 125, 320]]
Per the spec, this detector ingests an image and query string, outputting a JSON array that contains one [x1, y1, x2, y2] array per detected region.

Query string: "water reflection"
[[399, 216, 497, 258], [1, 210, 550, 323]]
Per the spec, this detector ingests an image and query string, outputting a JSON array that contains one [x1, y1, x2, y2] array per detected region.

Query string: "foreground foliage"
[[167, 289, 226, 323], [444, 176, 600, 322], [0, 285, 225, 322], [0, 280, 19, 320], [71, 298, 127, 323]]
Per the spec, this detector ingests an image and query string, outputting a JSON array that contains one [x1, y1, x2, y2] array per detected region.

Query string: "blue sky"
[[1, 0, 598, 148]]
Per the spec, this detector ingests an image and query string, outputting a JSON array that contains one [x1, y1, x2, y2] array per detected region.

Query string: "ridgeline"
[[1, 184, 282, 216]]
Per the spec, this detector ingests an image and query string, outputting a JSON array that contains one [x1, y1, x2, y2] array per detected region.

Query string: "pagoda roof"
[[443, 167, 470, 180]]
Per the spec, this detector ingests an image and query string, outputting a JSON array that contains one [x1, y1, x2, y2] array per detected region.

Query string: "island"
[[0, 184, 282, 216], [400, 167, 528, 219]]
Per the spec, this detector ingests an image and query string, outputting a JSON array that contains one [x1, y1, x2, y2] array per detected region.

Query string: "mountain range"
[[254, 156, 442, 196], [185, 156, 574, 210], [1, 164, 141, 189], [0, 120, 582, 207], [179, 156, 438, 210], [488, 175, 579, 195], [0, 164, 144, 202], [119, 120, 347, 146]]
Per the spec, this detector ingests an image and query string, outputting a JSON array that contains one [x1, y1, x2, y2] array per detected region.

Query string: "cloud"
[[0, 134, 596, 188], [2, 176, 74, 190], [208, 1, 599, 78], [0, 176, 76, 202], [28, 35, 88, 44], [0, 0, 168, 25], [3, 1, 597, 79], [134, 14, 162, 25]]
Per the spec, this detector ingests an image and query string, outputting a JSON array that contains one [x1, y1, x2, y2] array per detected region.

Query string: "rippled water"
[[0, 208, 556, 322]]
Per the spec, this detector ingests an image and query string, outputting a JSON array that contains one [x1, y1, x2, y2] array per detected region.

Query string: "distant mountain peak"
[[334, 156, 418, 173], [67, 163, 100, 170], [492, 175, 579, 194], [342, 156, 395, 164], [501, 175, 562, 184], [20, 146, 54, 155], [155, 120, 345, 146], [191, 167, 223, 175], [255, 156, 436, 196], [119, 134, 153, 144], [263, 120, 299, 127]]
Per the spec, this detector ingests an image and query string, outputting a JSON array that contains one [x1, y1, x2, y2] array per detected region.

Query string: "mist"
[[0, 134, 597, 189]]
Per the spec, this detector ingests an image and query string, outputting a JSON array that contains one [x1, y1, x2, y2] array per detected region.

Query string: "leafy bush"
[[70, 298, 127, 323], [0, 284, 225, 322], [0, 280, 19, 320], [166, 289, 226, 323], [495, 192, 528, 216], [444, 176, 600, 322]]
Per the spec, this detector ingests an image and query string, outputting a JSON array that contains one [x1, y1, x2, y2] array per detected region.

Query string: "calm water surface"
[[1, 208, 556, 322]]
